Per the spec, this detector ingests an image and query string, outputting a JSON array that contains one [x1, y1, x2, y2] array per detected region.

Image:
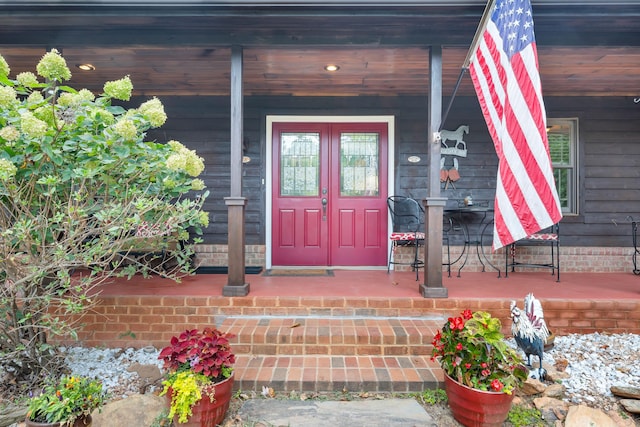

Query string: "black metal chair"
[[505, 223, 560, 281], [387, 196, 425, 280]]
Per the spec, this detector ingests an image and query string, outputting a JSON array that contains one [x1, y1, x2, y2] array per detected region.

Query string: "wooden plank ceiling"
[[1, 45, 639, 98], [0, 2, 638, 99]]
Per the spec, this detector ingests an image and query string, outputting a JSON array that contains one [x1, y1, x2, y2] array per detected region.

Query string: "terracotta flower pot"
[[167, 374, 234, 427], [444, 374, 514, 427], [25, 415, 92, 427]]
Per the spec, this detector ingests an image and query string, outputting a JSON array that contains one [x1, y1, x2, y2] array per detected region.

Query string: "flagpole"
[[463, 0, 496, 69], [439, 68, 466, 132], [439, 0, 496, 132]]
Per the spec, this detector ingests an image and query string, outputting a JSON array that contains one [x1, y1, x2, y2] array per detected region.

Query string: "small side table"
[[444, 202, 501, 277]]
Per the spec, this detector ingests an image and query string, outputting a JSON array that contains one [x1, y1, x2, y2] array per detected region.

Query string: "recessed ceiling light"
[[76, 63, 96, 71], [324, 64, 340, 72]]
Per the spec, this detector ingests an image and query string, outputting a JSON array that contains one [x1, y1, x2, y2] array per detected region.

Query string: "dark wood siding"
[[142, 95, 640, 249], [546, 96, 640, 247]]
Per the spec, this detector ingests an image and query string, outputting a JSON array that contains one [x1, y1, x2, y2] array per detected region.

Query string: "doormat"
[[195, 266, 263, 275], [263, 269, 334, 277]]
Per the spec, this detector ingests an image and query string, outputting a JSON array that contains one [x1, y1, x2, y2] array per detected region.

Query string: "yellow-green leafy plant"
[[0, 49, 209, 391]]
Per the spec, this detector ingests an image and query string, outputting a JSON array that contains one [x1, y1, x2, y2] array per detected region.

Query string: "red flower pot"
[[444, 374, 514, 427], [167, 374, 234, 427]]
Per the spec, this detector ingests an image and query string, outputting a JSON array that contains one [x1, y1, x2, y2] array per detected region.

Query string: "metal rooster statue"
[[510, 293, 550, 380]]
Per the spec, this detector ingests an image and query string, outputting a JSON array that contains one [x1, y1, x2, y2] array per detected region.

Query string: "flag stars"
[[493, 0, 536, 56]]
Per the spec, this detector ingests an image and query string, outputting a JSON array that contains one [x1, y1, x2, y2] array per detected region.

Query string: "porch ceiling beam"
[[2, 0, 639, 6], [0, 0, 637, 48], [2, 8, 638, 20], [0, 18, 636, 48]]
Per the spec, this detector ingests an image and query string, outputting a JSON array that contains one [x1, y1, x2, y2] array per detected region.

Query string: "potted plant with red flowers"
[[158, 328, 236, 427], [431, 309, 528, 427]]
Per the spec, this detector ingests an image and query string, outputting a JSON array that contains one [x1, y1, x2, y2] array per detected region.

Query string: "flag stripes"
[[468, 0, 562, 250]]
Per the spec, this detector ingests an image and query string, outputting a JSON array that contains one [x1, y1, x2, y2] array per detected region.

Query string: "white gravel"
[[544, 332, 640, 409], [62, 345, 164, 398], [62, 332, 640, 409]]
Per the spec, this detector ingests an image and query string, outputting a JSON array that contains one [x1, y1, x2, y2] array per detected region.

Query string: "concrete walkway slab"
[[237, 398, 435, 427]]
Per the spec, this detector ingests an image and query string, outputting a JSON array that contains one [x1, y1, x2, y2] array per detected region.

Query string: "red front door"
[[272, 122, 388, 266]]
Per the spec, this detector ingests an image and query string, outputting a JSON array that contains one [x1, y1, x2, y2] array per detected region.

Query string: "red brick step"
[[233, 354, 442, 393], [219, 316, 445, 393], [220, 316, 443, 357]]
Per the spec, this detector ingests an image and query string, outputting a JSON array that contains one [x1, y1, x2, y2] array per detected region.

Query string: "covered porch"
[[2, 1, 640, 297]]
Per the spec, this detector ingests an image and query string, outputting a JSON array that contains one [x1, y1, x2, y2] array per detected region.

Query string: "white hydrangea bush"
[[0, 49, 209, 388]]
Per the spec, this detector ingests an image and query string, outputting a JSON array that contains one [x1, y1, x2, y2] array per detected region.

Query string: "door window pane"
[[340, 132, 379, 197], [280, 132, 320, 196]]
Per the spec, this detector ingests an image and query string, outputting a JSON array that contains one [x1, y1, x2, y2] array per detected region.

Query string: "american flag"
[[468, 0, 563, 250]]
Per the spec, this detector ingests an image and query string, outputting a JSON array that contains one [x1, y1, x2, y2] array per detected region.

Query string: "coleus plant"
[[159, 327, 235, 380], [158, 327, 236, 424]]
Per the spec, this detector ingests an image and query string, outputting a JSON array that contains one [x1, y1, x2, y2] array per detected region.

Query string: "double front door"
[[271, 122, 388, 266]]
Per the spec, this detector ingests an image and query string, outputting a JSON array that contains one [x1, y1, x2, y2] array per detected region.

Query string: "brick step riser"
[[221, 317, 439, 357], [231, 342, 432, 357], [233, 354, 441, 393]]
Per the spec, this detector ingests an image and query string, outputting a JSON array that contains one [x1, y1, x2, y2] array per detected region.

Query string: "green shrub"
[[507, 404, 546, 427], [415, 388, 447, 405]]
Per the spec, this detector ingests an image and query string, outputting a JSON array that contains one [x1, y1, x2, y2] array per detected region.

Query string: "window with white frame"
[[547, 118, 578, 214]]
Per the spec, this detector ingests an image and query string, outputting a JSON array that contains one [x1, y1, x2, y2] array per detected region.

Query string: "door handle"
[[322, 198, 328, 220]]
